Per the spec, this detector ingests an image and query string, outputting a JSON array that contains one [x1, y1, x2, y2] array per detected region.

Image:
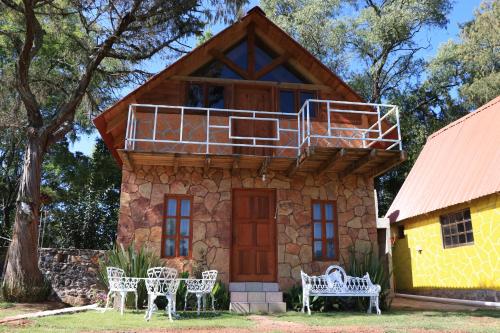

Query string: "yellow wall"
[[392, 193, 500, 290]]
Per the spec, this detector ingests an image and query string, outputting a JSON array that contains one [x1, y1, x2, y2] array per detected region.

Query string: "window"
[[186, 84, 225, 109], [440, 208, 474, 248], [163, 195, 192, 257], [193, 61, 242, 80], [278, 89, 318, 116], [397, 225, 405, 239], [312, 200, 339, 260]]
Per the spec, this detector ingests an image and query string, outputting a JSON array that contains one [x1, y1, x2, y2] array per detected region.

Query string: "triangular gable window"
[[190, 35, 310, 84]]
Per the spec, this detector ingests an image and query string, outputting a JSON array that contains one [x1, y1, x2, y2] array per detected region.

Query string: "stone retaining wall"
[[39, 248, 106, 306]]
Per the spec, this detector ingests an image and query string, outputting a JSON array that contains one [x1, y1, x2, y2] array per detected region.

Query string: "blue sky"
[[70, 0, 483, 156]]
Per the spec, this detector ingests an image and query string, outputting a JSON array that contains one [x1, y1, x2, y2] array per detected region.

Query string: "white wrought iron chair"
[[103, 267, 140, 315], [184, 270, 218, 315], [144, 267, 179, 322]]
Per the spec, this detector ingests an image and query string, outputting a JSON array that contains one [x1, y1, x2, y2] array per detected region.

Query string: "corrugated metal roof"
[[386, 96, 500, 222]]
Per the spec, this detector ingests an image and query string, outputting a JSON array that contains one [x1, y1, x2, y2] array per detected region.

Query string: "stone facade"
[[39, 248, 106, 306], [118, 165, 378, 289]]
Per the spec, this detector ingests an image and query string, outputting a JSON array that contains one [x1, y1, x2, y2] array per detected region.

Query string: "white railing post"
[[306, 101, 311, 147], [180, 107, 184, 141], [396, 106, 402, 150], [152, 106, 158, 141], [132, 111, 137, 150], [206, 109, 210, 154], [125, 104, 133, 149], [327, 101, 331, 136], [362, 132, 366, 148], [297, 112, 301, 156], [376, 105, 382, 140]]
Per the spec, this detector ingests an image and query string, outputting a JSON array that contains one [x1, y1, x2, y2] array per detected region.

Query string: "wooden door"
[[231, 189, 276, 282], [233, 86, 274, 156]]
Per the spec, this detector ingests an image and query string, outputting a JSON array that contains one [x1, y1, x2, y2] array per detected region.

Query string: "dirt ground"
[[391, 296, 482, 311]]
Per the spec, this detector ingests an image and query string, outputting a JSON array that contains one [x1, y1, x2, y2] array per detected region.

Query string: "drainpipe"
[[396, 293, 500, 309]]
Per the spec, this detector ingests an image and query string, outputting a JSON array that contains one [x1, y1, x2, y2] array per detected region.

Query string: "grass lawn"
[[0, 307, 498, 333]]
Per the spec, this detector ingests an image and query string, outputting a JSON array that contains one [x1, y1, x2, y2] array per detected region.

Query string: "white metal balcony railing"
[[124, 100, 402, 156]]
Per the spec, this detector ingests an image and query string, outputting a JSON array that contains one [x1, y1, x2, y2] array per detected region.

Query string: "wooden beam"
[[232, 155, 240, 170], [204, 157, 211, 177], [258, 156, 271, 177], [173, 154, 179, 173], [117, 150, 134, 170], [287, 147, 314, 177], [317, 148, 347, 175], [254, 53, 289, 79], [370, 151, 407, 178], [339, 149, 378, 178], [247, 22, 256, 79], [209, 49, 250, 80], [105, 112, 127, 134]]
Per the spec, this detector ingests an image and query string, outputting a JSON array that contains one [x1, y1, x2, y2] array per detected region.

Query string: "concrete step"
[[230, 291, 283, 303], [230, 301, 287, 314], [229, 282, 280, 292]]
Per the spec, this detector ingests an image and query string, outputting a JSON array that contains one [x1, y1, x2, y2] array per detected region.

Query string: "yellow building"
[[387, 96, 500, 301]]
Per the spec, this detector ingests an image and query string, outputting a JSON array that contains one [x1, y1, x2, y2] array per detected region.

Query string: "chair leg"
[[134, 291, 138, 311], [375, 296, 381, 315], [184, 291, 188, 311], [367, 297, 373, 314], [196, 293, 202, 316], [307, 296, 311, 315], [119, 291, 126, 315], [202, 294, 207, 312], [144, 294, 151, 319], [166, 294, 173, 322], [103, 290, 113, 313]]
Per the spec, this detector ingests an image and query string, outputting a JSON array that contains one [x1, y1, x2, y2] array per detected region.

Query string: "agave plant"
[[98, 242, 164, 309]]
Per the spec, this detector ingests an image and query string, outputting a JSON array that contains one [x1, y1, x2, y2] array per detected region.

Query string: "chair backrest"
[[107, 267, 125, 279], [147, 267, 177, 279], [325, 265, 347, 290], [202, 270, 218, 281]]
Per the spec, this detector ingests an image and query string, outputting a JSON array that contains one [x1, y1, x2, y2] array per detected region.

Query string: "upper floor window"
[[186, 84, 225, 109], [440, 208, 474, 249], [163, 195, 192, 258], [279, 89, 317, 116], [190, 35, 310, 84], [312, 200, 339, 260]]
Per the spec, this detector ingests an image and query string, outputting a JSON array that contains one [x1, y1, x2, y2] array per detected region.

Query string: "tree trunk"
[[2, 135, 48, 301]]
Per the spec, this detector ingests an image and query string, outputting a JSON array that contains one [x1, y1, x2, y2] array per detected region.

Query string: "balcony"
[[118, 100, 406, 177]]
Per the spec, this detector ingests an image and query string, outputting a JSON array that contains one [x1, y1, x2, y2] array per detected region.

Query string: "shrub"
[[211, 281, 230, 310], [344, 245, 392, 311], [98, 242, 163, 309]]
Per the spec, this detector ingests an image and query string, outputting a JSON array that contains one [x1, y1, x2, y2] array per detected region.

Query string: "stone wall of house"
[[118, 165, 378, 289], [39, 248, 106, 306]]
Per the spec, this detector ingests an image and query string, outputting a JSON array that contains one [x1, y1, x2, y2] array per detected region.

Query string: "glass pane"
[[181, 199, 191, 217], [465, 220, 472, 231], [279, 90, 295, 113], [314, 241, 323, 258], [187, 84, 203, 107], [261, 64, 307, 83], [226, 39, 248, 70], [180, 218, 190, 236], [455, 211, 463, 222], [464, 209, 471, 220], [193, 60, 242, 79], [443, 226, 450, 235], [449, 224, 458, 235], [444, 236, 451, 246], [164, 239, 175, 257], [466, 232, 474, 243], [452, 235, 459, 244], [300, 92, 316, 117], [313, 223, 322, 239], [325, 204, 334, 221], [208, 86, 224, 109], [179, 238, 189, 256], [312, 203, 322, 220], [326, 223, 334, 239], [165, 218, 176, 235], [326, 241, 335, 258], [458, 234, 466, 244], [457, 223, 465, 232], [255, 42, 274, 71], [167, 199, 177, 216]]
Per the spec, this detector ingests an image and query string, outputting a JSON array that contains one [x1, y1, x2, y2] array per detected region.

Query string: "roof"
[[386, 96, 500, 223], [93, 6, 364, 165]]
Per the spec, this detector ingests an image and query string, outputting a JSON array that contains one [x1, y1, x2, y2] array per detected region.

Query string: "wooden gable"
[[94, 6, 364, 164]]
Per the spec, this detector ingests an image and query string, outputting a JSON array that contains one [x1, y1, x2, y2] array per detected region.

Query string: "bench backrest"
[[302, 265, 376, 294]]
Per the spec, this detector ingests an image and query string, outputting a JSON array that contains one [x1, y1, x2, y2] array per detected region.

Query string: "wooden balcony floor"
[[117, 147, 406, 178]]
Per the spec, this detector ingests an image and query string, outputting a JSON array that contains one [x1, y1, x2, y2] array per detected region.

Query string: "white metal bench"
[[183, 270, 218, 315], [301, 265, 381, 315]]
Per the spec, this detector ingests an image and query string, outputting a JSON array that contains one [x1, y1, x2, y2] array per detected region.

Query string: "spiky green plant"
[[344, 245, 392, 311], [98, 242, 164, 309]]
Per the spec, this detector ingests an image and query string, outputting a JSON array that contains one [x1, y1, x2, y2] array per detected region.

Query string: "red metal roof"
[[386, 96, 500, 223]]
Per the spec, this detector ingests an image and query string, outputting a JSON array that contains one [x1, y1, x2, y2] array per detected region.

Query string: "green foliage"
[[211, 281, 230, 310], [98, 243, 164, 309], [344, 246, 392, 311]]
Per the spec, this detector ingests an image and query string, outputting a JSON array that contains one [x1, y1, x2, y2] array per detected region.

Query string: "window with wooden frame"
[[440, 208, 474, 249], [186, 83, 225, 109], [278, 89, 318, 117], [163, 195, 193, 258], [312, 200, 339, 260]]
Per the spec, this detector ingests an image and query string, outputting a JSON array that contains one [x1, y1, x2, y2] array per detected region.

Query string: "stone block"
[[268, 302, 287, 313], [229, 282, 246, 292], [249, 302, 268, 313], [230, 302, 249, 314], [265, 292, 283, 302], [245, 282, 263, 292], [247, 292, 266, 302], [230, 292, 247, 302], [262, 283, 280, 292]]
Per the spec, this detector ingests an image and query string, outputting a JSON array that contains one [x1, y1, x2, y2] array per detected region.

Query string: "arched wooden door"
[[231, 189, 276, 282]]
